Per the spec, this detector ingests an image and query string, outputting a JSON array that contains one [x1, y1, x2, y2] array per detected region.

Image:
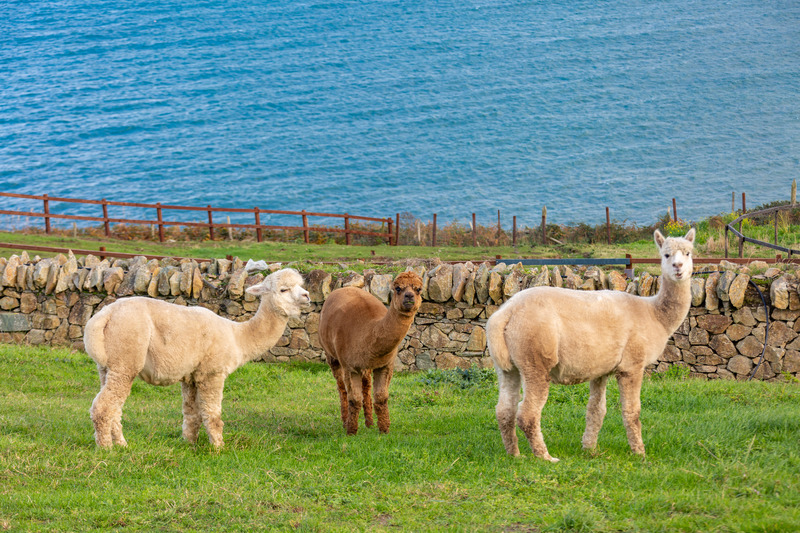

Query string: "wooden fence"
[[0, 192, 395, 245]]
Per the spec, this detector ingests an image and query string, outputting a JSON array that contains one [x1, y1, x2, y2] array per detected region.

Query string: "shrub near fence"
[[0, 192, 394, 245]]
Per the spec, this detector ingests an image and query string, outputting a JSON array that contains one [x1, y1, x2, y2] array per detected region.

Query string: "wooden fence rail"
[[0, 192, 395, 246]]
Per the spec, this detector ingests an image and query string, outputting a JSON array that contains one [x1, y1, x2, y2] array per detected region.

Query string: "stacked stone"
[[1, 252, 799, 381]]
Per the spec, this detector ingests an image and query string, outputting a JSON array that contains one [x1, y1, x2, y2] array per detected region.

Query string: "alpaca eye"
[[395, 287, 402, 292], [414, 288, 421, 294], [664, 254, 670, 259], [280, 288, 289, 293]]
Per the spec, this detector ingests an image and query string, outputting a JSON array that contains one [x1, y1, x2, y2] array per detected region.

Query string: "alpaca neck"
[[653, 275, 692, 333], [235, 297, 288, 364], [368, 305, 415, 356]]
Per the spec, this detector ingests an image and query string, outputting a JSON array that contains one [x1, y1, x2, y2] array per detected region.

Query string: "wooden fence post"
[[156, 203, 164, 242], [43, 194, 51, 234], [302, 210, 309, 244], [775, 210, 779, 245], [793, 179, 797, 206], [387, 217, 394, 246], [724, 225, 729, 258], [541, 206, 547, 245], [102, 199, 110, 237], [395, 213, 400, 246], [207, 205, 214, 240], [672, 198, 677, 222], [432, 214, 437, 247], [254, 207, 262, 242], [344, 214, 351, 245], [512, 216, 517, 246], [606, 206, 611, 244], [472, 213, 476, 246]]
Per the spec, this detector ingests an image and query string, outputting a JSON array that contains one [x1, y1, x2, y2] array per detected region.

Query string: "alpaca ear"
[[684, 227, 696, 243], [246, 281, 270, 296], [654, 229, 666, 250]]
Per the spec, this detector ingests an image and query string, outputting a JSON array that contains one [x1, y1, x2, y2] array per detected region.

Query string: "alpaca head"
[[654, 228, 695, 282], [390, 271, 423, 314], [247, 268, 311, 317]]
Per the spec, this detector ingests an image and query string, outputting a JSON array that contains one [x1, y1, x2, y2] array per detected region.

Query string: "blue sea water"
[[1, 0, 798, 229]]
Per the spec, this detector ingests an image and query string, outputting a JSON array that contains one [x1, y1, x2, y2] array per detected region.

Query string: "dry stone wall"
[[1, 252, 799, 382]]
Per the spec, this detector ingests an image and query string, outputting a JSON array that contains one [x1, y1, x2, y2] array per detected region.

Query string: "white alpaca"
[[486, 229, 695, 462], [84, 268, 310, 448]]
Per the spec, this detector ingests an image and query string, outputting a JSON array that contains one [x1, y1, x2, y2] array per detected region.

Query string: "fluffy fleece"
[[486, 229, 695, 462], [84, 268, 310, 448], [319, 271, 423, 435]]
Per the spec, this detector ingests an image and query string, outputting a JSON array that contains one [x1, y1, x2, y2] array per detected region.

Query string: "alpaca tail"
[[83, 307, 111, 368], [486, 304, 514, 372]]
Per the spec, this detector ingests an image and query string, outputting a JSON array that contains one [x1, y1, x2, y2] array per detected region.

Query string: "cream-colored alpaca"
[[84, 268, 310, 448], [487, 229, 695, 462], [319, 271, 423, 435]]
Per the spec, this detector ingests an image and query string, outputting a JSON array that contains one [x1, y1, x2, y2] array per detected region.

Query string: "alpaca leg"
[[494, 365, 522, 456], [517, 371, 558, 462], [344, 370, 364, 435], [328, 359, 349, 429], [372, 365, 393, 434], [582, 375, 609, 451], [362, 371, 374, 428], [90, 371, 134, 448], [181, 381, 202, 444], [617, 371, 645, 456], [196, 374, 227, 448]]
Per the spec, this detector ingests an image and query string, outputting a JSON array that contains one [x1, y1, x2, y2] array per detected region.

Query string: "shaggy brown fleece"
[[319, 271, 423, 435]]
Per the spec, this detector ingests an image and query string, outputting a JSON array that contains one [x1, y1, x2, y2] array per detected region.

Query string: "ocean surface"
[[1, 0, 799, 229]]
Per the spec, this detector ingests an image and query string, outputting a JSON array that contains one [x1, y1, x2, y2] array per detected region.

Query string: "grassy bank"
[[1, 343, 798, 532]]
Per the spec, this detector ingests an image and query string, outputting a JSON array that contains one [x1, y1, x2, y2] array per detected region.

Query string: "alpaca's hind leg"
[[582, 375, 609, 451], [495, 365, 522, 456], [372, 365, 393, 433], [517, 371, 558, 462], [181, 381, 202, 444], [362, 371, 374, 428], [196, 374, 227, 448], [344, 370, 364, 435], [328, 358, 349, 429], [90, 370, 134, 448], [616, 371, 645, 456]]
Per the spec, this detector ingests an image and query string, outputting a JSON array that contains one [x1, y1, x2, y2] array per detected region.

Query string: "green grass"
[[0, 229, 674, 267], [1, 344, 798, 532]]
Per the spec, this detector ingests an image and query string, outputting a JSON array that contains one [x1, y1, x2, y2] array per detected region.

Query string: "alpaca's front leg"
[[372, 365, 393, 433], [582, 375, 609, 451], [344, 370, 364, 435], [181, 381, 202, 444], [616, 371, 645, 456], [196, 373, 227, 448], [362, 371, 374, 428]]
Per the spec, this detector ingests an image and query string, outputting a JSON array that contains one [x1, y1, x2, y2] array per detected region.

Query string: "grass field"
[[1, 343, 798, 532]]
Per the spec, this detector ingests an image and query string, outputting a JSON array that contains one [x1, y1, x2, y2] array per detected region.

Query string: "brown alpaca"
[[319, 271, 423, 435], [486, 229, 695, 462], [83, 268, 310, 448]]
